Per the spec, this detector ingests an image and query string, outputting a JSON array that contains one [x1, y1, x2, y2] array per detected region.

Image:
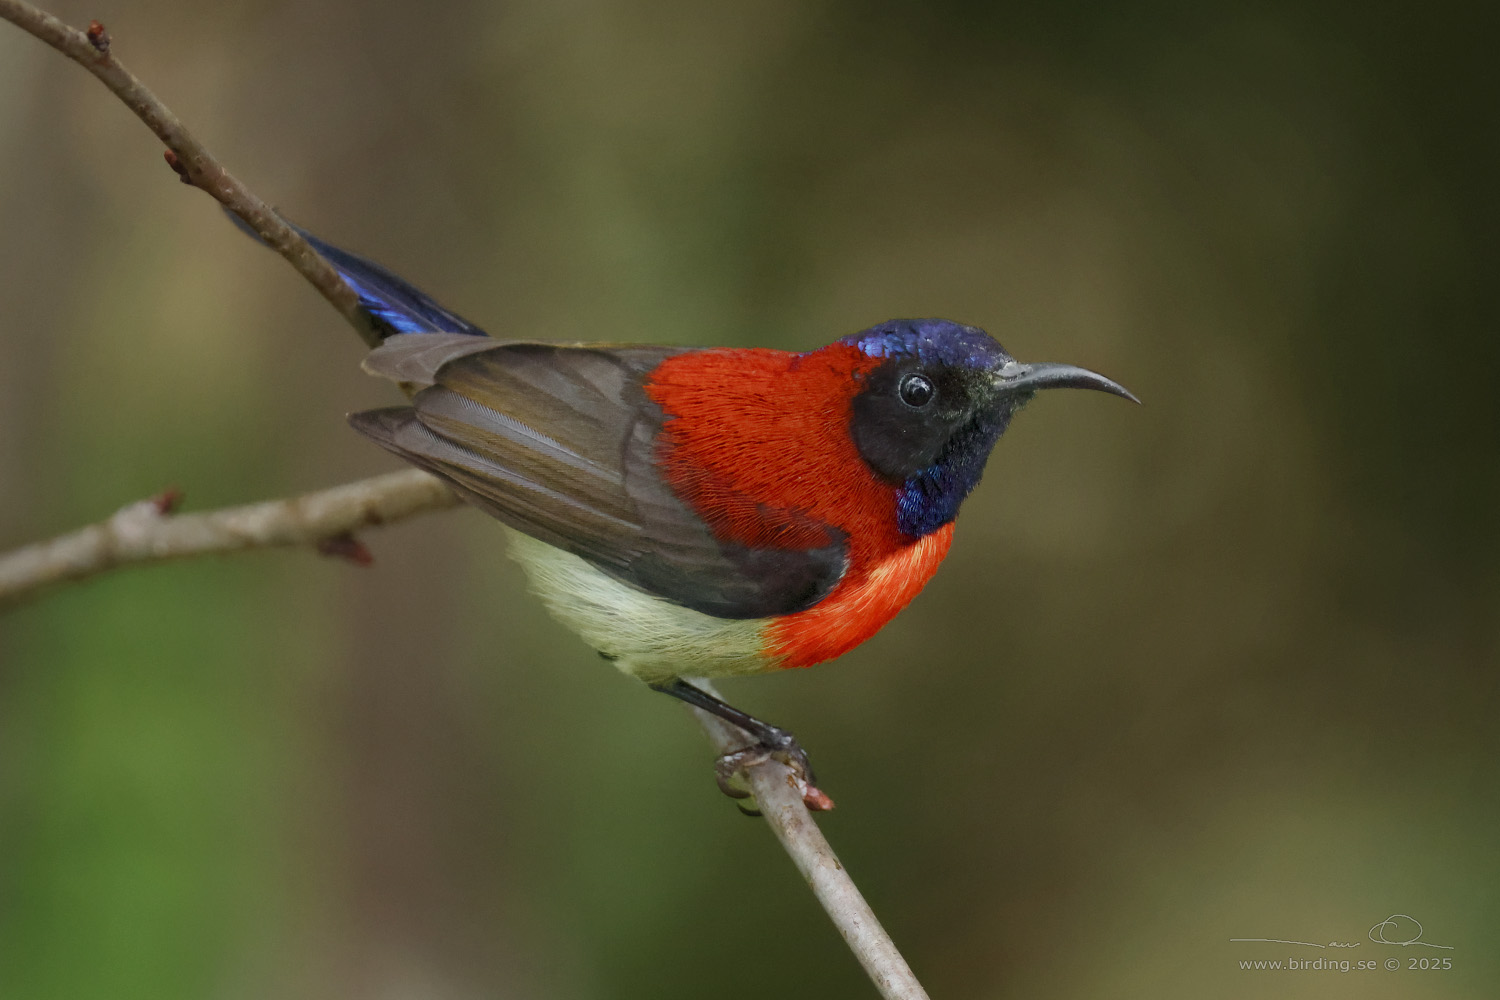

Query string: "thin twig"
[[0, 469, 457, 608], [0, 0, 381, 346], [0, 4, 934, 996], [690, 685, 932, 1000]]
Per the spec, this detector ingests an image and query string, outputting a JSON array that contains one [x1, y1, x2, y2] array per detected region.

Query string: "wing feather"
[[351, 337, 846, 618], [361, 333, 499, 388]]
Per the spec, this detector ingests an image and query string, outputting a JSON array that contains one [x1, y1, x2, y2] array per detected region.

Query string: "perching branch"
[[690, 689, 932, 1000], [0, 0, 381, 346], [0, 469, 458, 608], [0, 4, 934, 997]]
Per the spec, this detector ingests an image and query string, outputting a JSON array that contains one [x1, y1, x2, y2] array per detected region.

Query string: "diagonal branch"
[[0, 469, 458, 608], [0, 0, 381, 346], [690, 690, 932, 1000]]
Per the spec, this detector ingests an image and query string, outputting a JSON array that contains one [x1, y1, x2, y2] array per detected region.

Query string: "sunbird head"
[[841, 318, 1137, 537]]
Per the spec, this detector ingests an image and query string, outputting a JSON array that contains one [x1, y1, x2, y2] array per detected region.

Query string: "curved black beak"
[[992, 360, 1139, 404]]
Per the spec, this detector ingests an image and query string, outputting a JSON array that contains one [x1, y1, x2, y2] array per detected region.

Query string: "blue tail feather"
[[227, 209, 489, 339]]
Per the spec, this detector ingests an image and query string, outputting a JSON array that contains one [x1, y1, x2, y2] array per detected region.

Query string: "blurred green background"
[[1, 1, 1496, 997]]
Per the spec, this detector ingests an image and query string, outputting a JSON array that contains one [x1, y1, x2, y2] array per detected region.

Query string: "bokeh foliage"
[[1, 1, 1496, 997]]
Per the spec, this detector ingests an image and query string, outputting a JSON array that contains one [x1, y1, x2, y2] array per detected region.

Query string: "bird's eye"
[[899, 373, 934, 408]]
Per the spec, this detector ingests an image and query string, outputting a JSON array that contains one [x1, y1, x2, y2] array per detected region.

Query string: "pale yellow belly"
[[503, 529, 779, 684]]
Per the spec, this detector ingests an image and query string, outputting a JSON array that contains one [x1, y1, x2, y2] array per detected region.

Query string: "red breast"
[[646, 343, 954, 668]]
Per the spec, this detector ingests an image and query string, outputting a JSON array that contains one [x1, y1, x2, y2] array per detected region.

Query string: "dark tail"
[[227, 209, 489, 340]]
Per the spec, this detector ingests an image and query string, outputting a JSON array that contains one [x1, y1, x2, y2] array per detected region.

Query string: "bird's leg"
[[650, 679, 812, 781], [651, 679, 833, 811]]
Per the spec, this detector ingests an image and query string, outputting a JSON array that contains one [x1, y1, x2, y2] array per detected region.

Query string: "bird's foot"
[[714, 727, 834, 814], [649, 679, 835, 813]]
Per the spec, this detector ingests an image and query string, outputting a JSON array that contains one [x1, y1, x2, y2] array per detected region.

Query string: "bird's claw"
[[714, 753, 758, 800], [713, 732, 834, 813]]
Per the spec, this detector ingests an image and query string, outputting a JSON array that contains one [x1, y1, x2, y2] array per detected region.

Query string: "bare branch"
[[0, 469, 458, 608], [689, 685, 932, 1000], [0, 0, 381, 346]]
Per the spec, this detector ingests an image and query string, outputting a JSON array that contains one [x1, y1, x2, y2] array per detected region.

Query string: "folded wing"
[[351, 335, 847, 619]]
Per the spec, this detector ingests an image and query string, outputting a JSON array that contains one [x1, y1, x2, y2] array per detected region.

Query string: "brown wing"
[[350, 335, 847, 619]]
